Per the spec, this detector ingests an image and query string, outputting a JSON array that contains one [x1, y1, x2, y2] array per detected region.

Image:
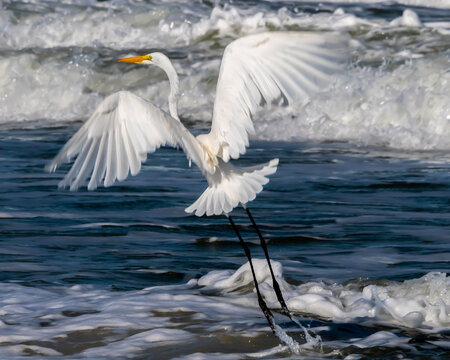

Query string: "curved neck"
[[153, 54, 180, 121], [167, 67, 180, 121]]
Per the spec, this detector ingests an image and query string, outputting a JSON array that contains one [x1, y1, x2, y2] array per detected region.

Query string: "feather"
[[48, 91, 211, 190], [208, 31, 348, 161], [185, 158, 279, 216]]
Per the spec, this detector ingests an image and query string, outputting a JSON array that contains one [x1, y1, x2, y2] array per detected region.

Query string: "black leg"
[[225, 213, 276, 333], [242, 204, 292, 319]]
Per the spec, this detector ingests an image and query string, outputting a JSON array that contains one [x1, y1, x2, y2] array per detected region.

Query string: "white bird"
[[47, 31, 346, 217], [47, 31, 347, 335]]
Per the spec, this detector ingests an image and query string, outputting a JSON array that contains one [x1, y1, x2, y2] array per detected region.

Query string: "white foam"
[[1, 1, 449, 154], [275, 0, 450, 9], [350, 330, 411, 348], [390, 9, 422, 27], [4, 344, 62, 356], [199, 262, 450, 331], [256, 54, 450, 150], [427, 340, 450, 349], [198, 258, 286, 291], [0, 265, 448, 358], [0, 3, 173, 50], [81, 328, 195, 358], [0, 53, 101, 123], [172, 353, 241, 360]]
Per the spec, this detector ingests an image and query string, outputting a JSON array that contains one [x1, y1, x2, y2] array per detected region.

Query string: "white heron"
[[47, 31, 346, 333]]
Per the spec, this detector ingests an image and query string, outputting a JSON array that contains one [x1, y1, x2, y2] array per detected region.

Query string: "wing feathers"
[[63, 138, 93, 190], [249, 58, 281, 101], [115, 127, 128, 182], [122, 125, 140, 176], [88, 135, 108, 190], [71, 138, 99, 191], [209, 31, 348, 160], [48, 91, 208, 190], [105, 130, 117, 187], [274, 59, 319, 96]]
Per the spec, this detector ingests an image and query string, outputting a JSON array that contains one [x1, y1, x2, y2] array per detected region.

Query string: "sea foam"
[[0, 263, 448, 358], [1, 2, 448, 152], [256, 54, 450, 150]]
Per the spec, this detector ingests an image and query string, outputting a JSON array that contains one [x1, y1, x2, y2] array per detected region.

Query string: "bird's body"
[[48, 31, 346, 217]]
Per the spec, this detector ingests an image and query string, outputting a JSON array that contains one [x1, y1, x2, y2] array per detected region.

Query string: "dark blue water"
[[1, 125, 449, 358], [1, 125, 448, 289]]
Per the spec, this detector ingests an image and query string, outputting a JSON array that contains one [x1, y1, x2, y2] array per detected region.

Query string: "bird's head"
[[118, 52, 168, 67], [118, 53, 153, 65], [118, 51, 179, 118]]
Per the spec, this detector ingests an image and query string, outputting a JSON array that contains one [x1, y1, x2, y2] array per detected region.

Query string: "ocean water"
[[0, 0, 449, 359]]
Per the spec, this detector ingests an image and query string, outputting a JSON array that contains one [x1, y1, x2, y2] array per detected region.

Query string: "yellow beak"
[[118, 55, 152, 63]]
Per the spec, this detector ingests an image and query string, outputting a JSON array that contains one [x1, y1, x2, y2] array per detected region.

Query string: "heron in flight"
[[47, 31, 346, 333]]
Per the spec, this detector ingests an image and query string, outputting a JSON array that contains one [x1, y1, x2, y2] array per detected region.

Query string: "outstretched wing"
[[208, 31, 348, 161], [47, 91, 208, 190]]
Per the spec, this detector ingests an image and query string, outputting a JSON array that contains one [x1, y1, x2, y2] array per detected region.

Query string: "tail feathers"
[[185, 158, 278, 217]]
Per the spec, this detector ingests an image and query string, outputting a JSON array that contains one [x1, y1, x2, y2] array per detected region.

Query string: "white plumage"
[[203, 32, 346, 161], [185, 158, 279, 216], [48, 91, 209, 191], [47, 32, 347, 216]]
